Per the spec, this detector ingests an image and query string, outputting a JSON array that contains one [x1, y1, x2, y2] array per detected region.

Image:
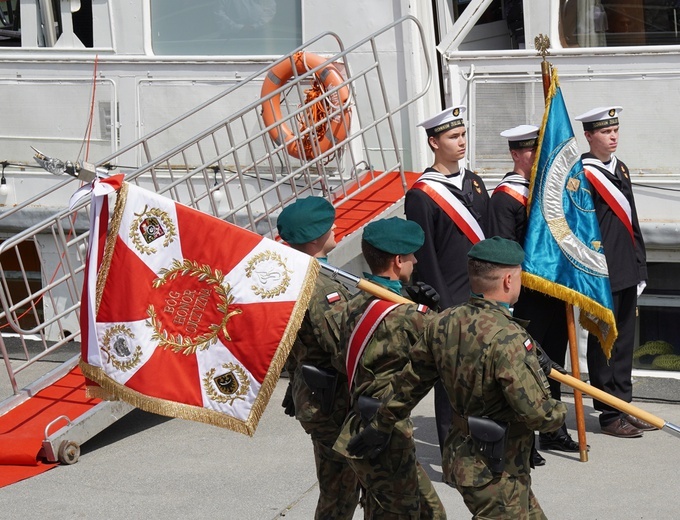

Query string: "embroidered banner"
[[523, 69, 618, 358], [79, 181, 318, 435]]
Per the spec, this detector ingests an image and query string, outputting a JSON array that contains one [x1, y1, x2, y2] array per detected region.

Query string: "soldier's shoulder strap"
[[346, 299, 401, 390]]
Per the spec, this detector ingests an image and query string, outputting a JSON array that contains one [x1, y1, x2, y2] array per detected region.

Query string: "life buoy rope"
[[260, 52, 352, 160]]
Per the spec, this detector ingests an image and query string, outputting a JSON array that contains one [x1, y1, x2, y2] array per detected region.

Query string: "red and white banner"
[[79, 180, 318, 436]]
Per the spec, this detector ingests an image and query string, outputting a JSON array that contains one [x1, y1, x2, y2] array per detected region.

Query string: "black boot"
[[539, 423, 579, 452]]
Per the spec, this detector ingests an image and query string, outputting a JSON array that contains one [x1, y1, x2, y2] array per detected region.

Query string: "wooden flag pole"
[[535, 34, 588, 461], [566, 304, 589, 461]]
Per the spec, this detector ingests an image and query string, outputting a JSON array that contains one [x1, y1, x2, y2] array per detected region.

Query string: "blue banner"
[[523, 69, 617, 357]]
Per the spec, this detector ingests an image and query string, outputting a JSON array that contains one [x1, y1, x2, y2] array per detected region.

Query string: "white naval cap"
[[500, 124, 539, 149], [574, 106, 623, 131], [418, 105, 466, 136]]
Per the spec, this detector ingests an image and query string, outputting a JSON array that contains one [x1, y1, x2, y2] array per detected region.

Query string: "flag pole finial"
[[534, 34, 552, 100]]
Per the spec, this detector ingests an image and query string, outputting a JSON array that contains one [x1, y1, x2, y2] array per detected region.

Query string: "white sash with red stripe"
[[583, 158, 634, 243], [493, 175, 529, 207], [412, 179, 485, 244], [346, 299, 401, 390]]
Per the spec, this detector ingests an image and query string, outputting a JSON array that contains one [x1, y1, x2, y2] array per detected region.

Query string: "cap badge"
[[608, 108, 616, 117], [452, 107, 460, 117]]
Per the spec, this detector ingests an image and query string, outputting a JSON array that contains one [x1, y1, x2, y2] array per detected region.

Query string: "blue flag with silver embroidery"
[[523, 69, 617, 358]]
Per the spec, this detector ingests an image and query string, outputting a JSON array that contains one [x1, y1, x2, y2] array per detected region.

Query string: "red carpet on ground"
[[0, 365, 100, 488]]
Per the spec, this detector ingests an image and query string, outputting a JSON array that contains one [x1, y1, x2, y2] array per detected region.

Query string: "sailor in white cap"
[[404, 105, 490, 453], [490, 125, 538, 241], [489, 125, 581, 460], [575, 106, 652, 439]]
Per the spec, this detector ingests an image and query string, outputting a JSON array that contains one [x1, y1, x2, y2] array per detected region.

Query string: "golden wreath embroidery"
[[203, 363, 250, 405], [129, 205, 177, 255], [244, 250, 292, 299], [101, 324, 143, 371], [146, 259, 242, 355]]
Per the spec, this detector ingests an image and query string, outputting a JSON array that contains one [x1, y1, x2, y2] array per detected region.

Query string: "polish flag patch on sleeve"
[[524, 338, 534, 351], [326, 292, 341, 304], [416, 304, 429, 314]]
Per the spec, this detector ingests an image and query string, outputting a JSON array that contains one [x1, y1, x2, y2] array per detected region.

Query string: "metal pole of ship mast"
[[535, 34, 589, 461]]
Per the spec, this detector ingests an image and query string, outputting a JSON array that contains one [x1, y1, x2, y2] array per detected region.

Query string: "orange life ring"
[[260, 52, 351, 160]]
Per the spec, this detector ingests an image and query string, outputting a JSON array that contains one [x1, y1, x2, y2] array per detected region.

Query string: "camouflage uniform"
[[285, 273, 360, 520], [383, 297, 566, 519], [333, 291, 446, 520]]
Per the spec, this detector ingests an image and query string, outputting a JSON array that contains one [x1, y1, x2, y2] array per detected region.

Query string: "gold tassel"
[[242, 257, 320, 433]]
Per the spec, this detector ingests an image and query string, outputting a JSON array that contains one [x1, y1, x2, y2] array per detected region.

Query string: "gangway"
[[0, 16, 432, 471]]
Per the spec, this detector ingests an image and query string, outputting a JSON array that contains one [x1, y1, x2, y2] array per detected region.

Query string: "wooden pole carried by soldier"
[[318, 263, 680, 440]]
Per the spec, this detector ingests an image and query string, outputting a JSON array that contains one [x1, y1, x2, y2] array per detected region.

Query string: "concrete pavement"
[[2, 373, 680, 519]]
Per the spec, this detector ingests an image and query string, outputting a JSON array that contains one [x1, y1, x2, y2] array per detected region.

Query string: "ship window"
[[0, 0, 20, 47], [560, 0, 680, 47], [635, 263, 680, 373], [0, 0, 94, 48], [150, 0, 302, 56]]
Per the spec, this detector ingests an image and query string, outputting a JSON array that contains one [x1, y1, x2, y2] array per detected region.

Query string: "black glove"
[[282, 383, 296, 417], [405, 282, 440, 311], [535, 343, 567, 378], [347, 425, 391, 459]]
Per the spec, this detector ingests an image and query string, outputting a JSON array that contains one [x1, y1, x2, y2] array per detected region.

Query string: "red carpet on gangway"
[[0, 366, 100, 488]]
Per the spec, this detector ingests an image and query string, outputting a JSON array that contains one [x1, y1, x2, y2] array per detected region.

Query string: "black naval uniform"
[[582, 152, 647, 427], [405, 166, 489, 452], [489, 172, 569, 402]]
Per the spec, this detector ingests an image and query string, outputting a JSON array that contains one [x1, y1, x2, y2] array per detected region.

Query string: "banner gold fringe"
[[85, 384, 118, 401], [80, 359, 255, 436], [522, 271, 618, 358], [243, 258, 320, 433], [95, 181, 128, 314], [527, 67, 559, 216]]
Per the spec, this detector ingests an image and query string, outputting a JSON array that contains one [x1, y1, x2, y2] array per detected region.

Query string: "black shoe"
[[531, 446, 546, 467], [539, 430, 580, 452]]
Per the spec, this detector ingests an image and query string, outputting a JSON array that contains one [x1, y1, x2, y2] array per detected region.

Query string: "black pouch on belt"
[[468, 416, 508, 475], [301, 364, 339, 415]]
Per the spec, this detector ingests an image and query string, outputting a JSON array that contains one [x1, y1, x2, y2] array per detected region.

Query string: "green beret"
[[277, 197, 335, 244], [468, 236, 525, 265], [363, 217, 424, 255]]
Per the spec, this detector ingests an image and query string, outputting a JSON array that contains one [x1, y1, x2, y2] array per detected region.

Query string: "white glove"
[[637, 281, 647, 298]]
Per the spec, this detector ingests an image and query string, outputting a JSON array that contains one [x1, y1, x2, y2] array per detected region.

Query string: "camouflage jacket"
[[285, 273, 351, 432], [381, 297, 566, 484], [333, 290, 434, 456]]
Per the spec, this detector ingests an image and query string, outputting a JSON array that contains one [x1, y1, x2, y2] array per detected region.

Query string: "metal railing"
[[0, 16, 432, 396]]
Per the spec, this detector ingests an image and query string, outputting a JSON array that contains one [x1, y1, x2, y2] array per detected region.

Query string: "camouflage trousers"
[[456, 474, 546, 520], [347, 445, 446, 519], [309, 429, 361, 520]]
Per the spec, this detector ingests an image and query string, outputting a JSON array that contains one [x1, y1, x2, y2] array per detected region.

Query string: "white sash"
[[413, 179, 485, 244]]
